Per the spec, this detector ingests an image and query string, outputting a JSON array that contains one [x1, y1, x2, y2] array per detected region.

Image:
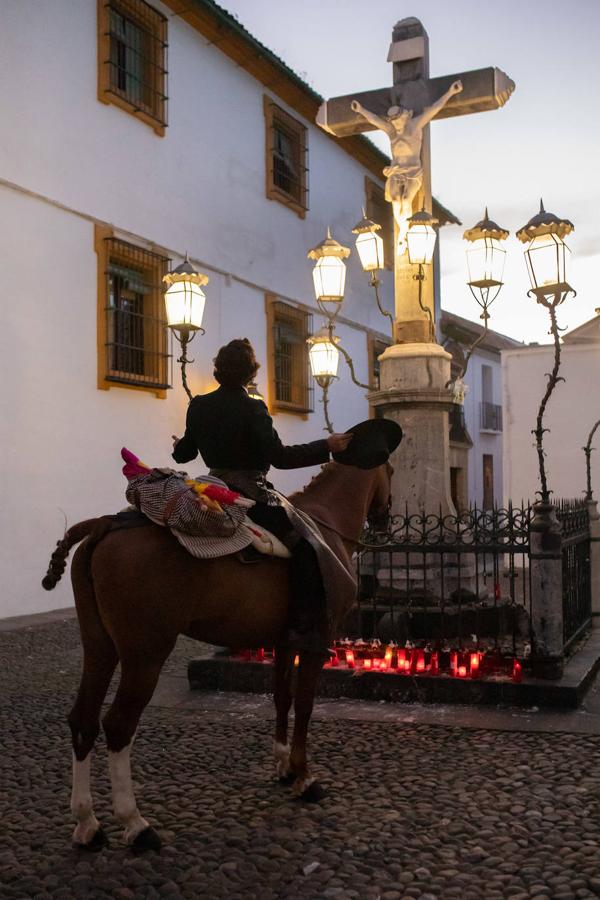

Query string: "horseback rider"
[[171, 338, 352, 654]]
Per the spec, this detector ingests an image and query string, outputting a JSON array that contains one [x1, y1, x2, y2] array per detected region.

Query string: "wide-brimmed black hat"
[[333, 418, 403, 469]]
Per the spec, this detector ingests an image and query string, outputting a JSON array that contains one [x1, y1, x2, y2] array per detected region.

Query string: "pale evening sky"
[[221, 0, 600, 344]]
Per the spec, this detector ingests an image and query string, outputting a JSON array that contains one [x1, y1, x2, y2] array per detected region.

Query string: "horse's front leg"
[[272, 646, 294, 781], [289, 651, 327, 801]]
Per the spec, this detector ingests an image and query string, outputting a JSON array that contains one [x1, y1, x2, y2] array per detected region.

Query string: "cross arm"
[[316, 67, 515, 138]]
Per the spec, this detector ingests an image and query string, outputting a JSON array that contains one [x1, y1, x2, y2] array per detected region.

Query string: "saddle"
[[120, 448, 290, 560]]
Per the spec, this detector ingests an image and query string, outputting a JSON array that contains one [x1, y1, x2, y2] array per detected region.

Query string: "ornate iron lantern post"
[[584, 419, 600, 501], [516, 201, 575, 504], [163, 256, 209, 402], [406, 208, 438, 342], [352, 212, 394, 340]]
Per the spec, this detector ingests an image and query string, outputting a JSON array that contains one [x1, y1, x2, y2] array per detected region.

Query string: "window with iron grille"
[[264, 97, 308, 218], [365, 177, 394, 270], [95, 227, 171, 396], [98, 0, 168, 134], [266, 297, 313, 414]]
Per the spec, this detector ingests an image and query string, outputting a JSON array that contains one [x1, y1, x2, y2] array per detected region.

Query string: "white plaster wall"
[[0, 1, 392, 617], [0, 0, 393, 333], [502, 343, 600, 504], [461, 350, 504, 507]]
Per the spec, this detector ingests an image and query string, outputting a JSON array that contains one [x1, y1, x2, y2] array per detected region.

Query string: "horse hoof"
[[73, 827, 109, 853], [278, 772, 296, 786], [131, 826, 162, 854], [300, 781, 327, 803]]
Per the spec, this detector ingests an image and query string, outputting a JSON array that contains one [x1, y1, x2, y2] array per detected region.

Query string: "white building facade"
[[502, 314, 600, 505], [440, 311, 521, 510], [2, 0, 458, 618]]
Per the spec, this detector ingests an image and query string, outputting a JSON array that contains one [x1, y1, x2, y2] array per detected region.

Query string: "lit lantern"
[[247, 381, 265, 402], [307, 326, 340, 388], [163, 256, 208, 337], [512, 659, 523, 683], [307, 228, 351, 317], [463, 209, 508, 308], [516, 200, 574, 304], [406, 208, 438, 266], [352, 211, 385, 272]]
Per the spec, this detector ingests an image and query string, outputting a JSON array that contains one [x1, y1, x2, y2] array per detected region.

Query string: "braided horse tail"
[[42, 518, 115, 590]]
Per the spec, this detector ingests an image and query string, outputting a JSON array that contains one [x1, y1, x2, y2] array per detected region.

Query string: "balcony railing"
[[480, 402, 503, 432]]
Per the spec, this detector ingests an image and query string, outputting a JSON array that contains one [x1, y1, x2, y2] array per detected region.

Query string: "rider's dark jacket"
[[172, 386, 330, 494]]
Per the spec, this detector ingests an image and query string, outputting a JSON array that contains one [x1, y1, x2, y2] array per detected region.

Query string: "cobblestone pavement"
[[2, 616, 600, 899]]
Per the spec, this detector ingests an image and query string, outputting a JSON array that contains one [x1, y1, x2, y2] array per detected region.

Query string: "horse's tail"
[[42, 517, 115, 590]]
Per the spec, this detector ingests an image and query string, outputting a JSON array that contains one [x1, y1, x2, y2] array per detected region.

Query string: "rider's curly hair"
[[213, 338, 260, 388]]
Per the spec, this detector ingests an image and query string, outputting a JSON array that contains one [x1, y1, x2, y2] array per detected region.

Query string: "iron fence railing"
[[353, 505, 533, 662], [557, 499, 592, 650]]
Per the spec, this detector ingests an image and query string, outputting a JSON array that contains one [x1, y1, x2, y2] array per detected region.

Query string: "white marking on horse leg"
[[272, 741, 291, 777], [108, 738, 149, 844], [71, 752, 101, 845], [293, 775, 316, 796]]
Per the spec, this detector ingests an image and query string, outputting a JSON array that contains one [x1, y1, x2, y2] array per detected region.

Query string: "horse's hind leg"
[[69, 651, 118, 849], [69, 545, 119, 849], [273, 646, 294, 780], [102, 646, 174, 852], [289, 652, 327, 801]]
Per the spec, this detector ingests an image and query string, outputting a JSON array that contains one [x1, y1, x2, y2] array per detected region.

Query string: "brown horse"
[[42, 461, 391, 852]]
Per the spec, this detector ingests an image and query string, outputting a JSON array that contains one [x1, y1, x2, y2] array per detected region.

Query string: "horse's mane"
[[289, 461, 338, 502]]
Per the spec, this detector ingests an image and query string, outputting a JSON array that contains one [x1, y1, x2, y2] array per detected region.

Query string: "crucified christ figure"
[[351, 80, 463, 251]]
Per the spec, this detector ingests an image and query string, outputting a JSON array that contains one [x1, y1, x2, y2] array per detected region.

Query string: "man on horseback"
[[171, 338, 352, 655]]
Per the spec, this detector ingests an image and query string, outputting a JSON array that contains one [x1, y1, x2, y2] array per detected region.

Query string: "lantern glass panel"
[[355, 231, 384, 272], [466, 237, 506, 286], [164, 281, 206, 330], [309, 338, 340, 379], [407, 223, 437, 265], [312, 256, 346, 302], [525, 233, 569, 290]]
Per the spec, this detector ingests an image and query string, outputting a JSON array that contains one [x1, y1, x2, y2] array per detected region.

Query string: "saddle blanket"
[[121, 448, 290, 560]]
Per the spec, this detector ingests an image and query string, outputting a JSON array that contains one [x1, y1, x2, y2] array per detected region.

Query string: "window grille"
[[365, 178, 393, 270], [480, 402, 503, 432], [267, 299, 313, 413], [99, 0, 168, 130], [264, 98, 308, 217], [102, 237, 171, 391]]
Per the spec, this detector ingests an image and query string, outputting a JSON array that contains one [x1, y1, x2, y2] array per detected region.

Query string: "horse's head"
[[366, 461, 393, 533]]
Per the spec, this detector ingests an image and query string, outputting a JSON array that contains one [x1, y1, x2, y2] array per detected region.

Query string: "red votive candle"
[[457, 665, 467, 678], [429, 652, 439, 675], [372, 658, 381, 670], [450, 652, 458, 674], [470, 652, 480, 677], [330, 650, 339, 667], [255, 647, 265, 662], [363, 658, 372, 670], [345, 649, 355, 669], [384, 647, 393, 668], [416, 651, 426, 673], [512, 659, 523, 683]]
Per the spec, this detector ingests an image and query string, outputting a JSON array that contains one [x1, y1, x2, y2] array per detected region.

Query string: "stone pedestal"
[[369, 342, 455, 517], [529, 503, 564, 679]]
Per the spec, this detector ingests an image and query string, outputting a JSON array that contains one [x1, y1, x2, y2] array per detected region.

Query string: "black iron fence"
[[354, 505, 532, 661], [557, 499, 592, 650], [351, 499, 591, 674]]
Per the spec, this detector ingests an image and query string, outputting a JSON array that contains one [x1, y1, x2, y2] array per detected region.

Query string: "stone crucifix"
[[317, 17, 515, 345]]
